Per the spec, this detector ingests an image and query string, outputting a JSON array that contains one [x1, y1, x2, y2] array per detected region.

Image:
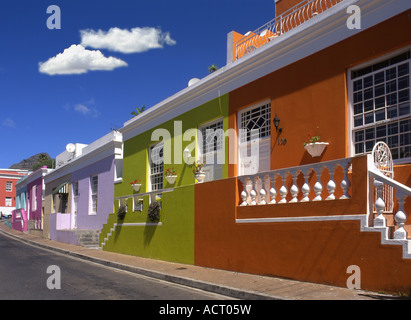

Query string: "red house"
[[0, 169, 29, 217]]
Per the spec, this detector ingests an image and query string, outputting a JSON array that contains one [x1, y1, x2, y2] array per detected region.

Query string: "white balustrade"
[[368, 154, 410, 241], [238, 158, 352, 206]]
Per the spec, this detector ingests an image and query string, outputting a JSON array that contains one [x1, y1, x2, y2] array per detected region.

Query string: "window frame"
[[90, 175, 98, 215], [149, 142, 164, 192], [5, 197, 12, 207], [6, 181, 12, 192], [198, 117, 224, 165], [348, 48, 411, 164]]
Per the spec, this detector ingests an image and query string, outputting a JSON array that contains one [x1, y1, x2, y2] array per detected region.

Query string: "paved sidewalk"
[[0, 222, 399, 300]]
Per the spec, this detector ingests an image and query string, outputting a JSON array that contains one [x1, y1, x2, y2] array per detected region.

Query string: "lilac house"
[[44, 130, 123, 247]]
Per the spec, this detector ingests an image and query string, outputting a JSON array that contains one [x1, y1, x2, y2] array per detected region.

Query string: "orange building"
[[195, 0, 411, 293]]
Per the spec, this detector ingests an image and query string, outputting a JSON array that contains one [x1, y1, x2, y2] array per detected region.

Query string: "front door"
[[238, 100, 271, 176]]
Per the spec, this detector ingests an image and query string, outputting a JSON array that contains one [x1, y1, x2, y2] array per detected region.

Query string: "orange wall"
[[194, 175, 411, 294], [228, 10, 411, 177], [197, 11, 411, 294]]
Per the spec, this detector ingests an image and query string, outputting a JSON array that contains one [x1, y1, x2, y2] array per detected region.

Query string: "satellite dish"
[[188, 78, 200, 87], [66, 143, 76, 153]]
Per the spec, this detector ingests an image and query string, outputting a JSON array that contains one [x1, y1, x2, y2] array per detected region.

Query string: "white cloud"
[[74, 104, 101, 118], [2, 118, 15, 128], [39, 44, 128, 75], [80, 27, 176, 54]]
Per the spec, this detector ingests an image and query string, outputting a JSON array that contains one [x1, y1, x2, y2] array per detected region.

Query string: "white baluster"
[[289, 170, 300, 203], [269, 173, 277, 204], [313, 167, 323, 201], [279, 173, 288, 204], [239, 177, 248, 206], [301, 168, 311, 202], [249, 177, 257, 206], [393, 192, 408, 240], [326, 164, 337, 200], [373, 180, 386, 227], [259, 188, 267, 205], [250, 189, 257, 206], [340, 161, 351, 199]]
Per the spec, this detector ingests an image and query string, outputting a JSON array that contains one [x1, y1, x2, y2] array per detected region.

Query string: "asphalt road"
[[0, 232, 231, 300]]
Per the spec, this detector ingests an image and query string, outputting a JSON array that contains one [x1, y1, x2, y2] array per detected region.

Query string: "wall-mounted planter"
[[165, 175, 177, 185], [194, 172, 206, 183], [131, 184, 141, 192], [304, 142, 329, 157]]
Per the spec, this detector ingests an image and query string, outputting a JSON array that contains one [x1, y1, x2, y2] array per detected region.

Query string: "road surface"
[[0, 231, 232, 300]]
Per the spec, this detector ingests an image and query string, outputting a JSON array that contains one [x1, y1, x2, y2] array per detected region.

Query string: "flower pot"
[[304, 142, 329, 157], [165, 175, 177, 185], [194, 172, 206, 183], [131, 184, 141, 192]]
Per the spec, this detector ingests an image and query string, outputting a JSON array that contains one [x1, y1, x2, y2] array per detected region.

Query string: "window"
[[198, 119, 224, 182], [5, 197, 12, 207], [6, 181, 12, 192], [350, 50, 411, 161], [199, 118, 224, 164], [90, 176, 98, 214], [149, 142, 164, 191], [32, 185, 37, 211], [73, 181, 79, 213], [239, 102, 271, 144]]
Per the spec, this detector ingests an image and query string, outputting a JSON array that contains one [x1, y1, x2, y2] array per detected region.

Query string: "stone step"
[[75, 230, 101, 248]]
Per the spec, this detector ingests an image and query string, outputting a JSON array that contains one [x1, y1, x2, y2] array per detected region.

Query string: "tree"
[[131, 105, 146, 117], [32, 153, 54, 171], [208, 64, 218, 73]]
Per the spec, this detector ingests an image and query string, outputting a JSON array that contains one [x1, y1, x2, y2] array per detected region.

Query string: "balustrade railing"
[[234, 0, 345, 60], [369, 156, 411, 240], [239, 157, 352, 206]]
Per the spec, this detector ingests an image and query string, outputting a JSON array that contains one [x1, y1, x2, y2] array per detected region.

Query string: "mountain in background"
[[9, 153, 54, 171]]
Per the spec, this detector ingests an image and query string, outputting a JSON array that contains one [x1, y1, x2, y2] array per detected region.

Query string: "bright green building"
[[99, 94, 229, 264]]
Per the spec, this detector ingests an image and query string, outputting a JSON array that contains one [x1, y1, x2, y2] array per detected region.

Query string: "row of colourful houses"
[[11, 0, 411, 294]]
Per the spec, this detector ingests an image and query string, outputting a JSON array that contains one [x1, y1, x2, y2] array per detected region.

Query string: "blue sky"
[[0, 0, 276, 168]]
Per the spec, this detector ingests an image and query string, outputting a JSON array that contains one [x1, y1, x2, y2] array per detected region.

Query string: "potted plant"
[[192, 161, 206, 183], [164, 168, 177, 185], [303, 133, 329, 157], [147, 201, 161, 222], [117, 204, 127, 220], [130, 179, 141, 192]]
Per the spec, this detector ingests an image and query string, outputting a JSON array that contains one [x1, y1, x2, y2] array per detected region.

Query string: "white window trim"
[[198, 117, 224, 164], [149, 142, 164, 192], [5, 197, 12, 207], [32, 185, 37, 211], [90, 175, 98, 215], [6, 181, 12, 192], [347, 47, 411, 164]]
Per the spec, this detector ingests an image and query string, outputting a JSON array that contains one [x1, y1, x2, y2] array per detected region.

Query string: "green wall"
[[100, 94, 229, 264]]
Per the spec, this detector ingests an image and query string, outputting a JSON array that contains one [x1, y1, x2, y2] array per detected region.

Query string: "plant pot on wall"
[[131, 184, 141, 192], [304, 142, 329, 157], [165, 175, 177, 185]]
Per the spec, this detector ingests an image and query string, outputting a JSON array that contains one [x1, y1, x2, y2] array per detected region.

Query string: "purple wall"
[[27, 176, 43, 228], [71, 156, 115, 231], [12, 208, 27, 232]]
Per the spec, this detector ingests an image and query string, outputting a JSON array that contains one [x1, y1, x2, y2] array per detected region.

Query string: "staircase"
[[75, 230, 101, 249]]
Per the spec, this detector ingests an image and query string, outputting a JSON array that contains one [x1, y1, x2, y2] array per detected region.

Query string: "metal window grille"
[[239, 102, 271, 144]]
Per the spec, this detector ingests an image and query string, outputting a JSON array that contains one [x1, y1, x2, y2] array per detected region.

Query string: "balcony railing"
[[238, 157, 352, 206], [238, 155, 410, 242], [234, 0, 345, 61]]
